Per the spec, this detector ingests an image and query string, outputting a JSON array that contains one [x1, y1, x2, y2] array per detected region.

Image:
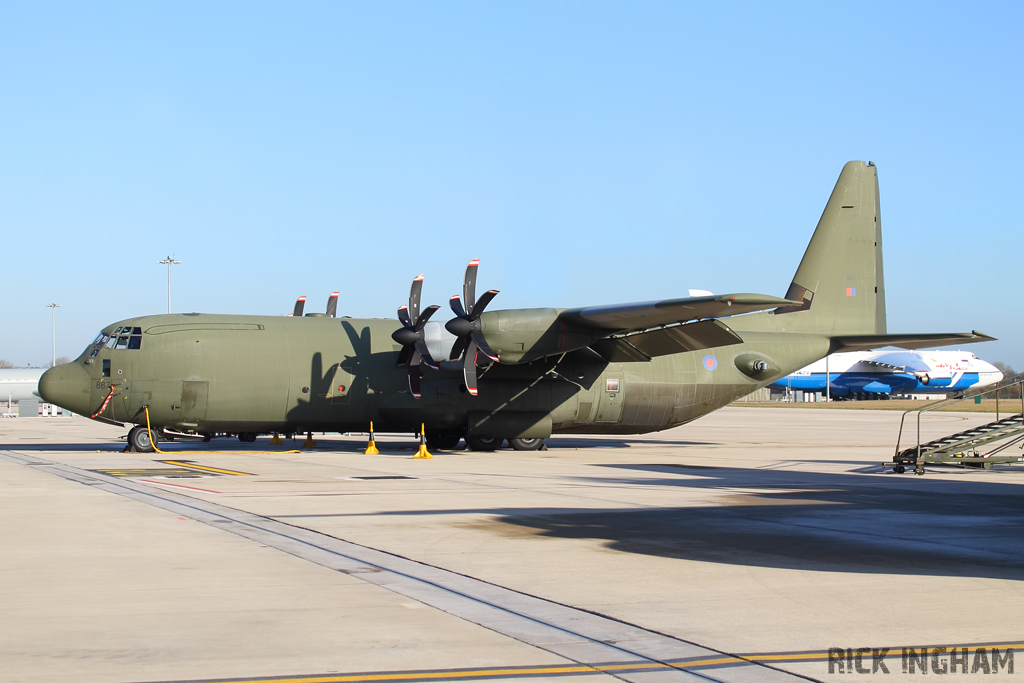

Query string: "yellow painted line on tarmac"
[[158, 460, 253, 476], [167, 657, 761, 683]]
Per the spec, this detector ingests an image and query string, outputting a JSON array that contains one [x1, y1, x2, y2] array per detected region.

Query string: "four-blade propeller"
[[445, 259, 499, 396], [391, 275, 441, 399]]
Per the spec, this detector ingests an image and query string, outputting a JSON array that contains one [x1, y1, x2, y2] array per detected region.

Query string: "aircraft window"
[[113, 327, 123, 335], [93, 333, 104, 345], [102, 359, 111, 378], [132, 327, 142, 335], [115, 336, 129, 350], [128, 336, 142, 350], [105, 336, 117, 349], [89, 349, 99, 358]]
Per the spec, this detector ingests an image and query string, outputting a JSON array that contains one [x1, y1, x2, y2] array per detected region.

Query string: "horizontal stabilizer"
[[590, 320, 743, 362], [830, 331, 996, 354], [561, 294, 800, 332]]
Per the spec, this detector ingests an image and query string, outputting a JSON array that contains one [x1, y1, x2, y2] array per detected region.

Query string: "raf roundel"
[[702, 355, 718, 371]]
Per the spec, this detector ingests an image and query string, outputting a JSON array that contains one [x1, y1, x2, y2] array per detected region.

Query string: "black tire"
[[894, 465, 905, 474], [201, 432, 212, 442], [466, 436, 503, 452], [128, 425, 156, 453], [238, 432, 257, 443], [426, 431, 462, 450], [509, 437, 545, 451]]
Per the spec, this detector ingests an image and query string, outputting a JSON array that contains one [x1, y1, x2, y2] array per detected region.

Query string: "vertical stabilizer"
[[775, 161, 886, 335]]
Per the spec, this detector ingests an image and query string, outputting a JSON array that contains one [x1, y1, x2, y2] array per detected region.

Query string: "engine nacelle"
[[914, 370, 953, 387], [477, 308, 606, 364]]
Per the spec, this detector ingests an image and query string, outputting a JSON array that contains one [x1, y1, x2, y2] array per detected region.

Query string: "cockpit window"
[[127, 336, 142, 349], [132, 327, 142, 335], [105, 336, 117, 349], [114, 336, 129, 350]]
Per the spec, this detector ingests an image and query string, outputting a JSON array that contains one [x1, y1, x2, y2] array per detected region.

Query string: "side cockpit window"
[[128, 335, 142, 349], [102, 359, 111, 378]]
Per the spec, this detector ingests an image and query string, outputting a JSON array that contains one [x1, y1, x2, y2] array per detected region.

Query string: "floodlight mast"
[[46, 302, 61, 367], [157, 255, 181, 314]]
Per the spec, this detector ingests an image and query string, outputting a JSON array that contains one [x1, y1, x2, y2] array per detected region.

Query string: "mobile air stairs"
[[890, 375, 1024, 475]]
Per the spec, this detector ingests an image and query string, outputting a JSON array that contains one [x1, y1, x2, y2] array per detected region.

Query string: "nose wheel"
[[127, 425, 157, 453]]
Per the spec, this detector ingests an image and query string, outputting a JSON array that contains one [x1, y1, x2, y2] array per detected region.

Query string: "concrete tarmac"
[[2, 407, 1023, 682]]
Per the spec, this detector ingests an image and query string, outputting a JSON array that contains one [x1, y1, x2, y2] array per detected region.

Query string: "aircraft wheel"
[[201, 432, 212, 442], [426, 431, 461, 450], [509, 437, 545, 451], [128, 425, 156, 453], [466, 436, 503, 452], [238, 432, 257, 443], [894, 465, 905, 474]]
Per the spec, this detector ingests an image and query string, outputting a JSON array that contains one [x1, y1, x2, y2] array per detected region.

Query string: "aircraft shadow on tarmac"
[[478, 464, 1024, 581]]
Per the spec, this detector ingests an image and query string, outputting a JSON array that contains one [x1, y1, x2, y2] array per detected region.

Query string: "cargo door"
[[180, 381, 209, 423], [595, 372, 624, 423]]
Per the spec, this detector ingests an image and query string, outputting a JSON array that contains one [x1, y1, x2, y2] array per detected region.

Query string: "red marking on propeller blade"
[[450, 295, 461, 300], [412, 392, 421, 399], [415, 274, 425, 281], [468, 259, 479, 266], [399, 305, 408, 310], [298, 296, 306, 301], [468, 388, 478, 396], [329, 291, 339, 297]]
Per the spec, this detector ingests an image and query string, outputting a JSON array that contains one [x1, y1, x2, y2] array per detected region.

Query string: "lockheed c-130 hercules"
[[40, 161, 993, 453]]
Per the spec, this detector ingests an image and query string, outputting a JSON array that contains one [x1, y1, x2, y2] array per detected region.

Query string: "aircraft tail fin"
[[774, 161, 886, 336]]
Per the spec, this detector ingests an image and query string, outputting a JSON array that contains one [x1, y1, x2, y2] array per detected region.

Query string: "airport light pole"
[[158, 255, 181, 314], [46, 302, 60, 367]]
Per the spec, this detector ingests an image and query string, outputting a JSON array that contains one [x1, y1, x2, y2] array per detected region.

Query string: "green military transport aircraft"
[[40, 162, 993, 453]]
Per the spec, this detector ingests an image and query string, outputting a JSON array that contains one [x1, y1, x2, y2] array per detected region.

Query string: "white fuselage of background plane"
[[771, 349, 1003, 396]]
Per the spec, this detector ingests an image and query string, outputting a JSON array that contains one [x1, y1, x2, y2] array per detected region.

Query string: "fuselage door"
[[595, 372, 624, 423]]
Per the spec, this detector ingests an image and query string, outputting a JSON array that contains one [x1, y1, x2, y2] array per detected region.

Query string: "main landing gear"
[[463, 436, 547, 452]]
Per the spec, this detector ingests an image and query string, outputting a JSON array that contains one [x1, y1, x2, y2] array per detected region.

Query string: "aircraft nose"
[[39, 362, 92, 415]]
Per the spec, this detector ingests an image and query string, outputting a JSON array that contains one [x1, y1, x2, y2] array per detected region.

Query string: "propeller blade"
[[397, 344, 412, 367], [449, 294, 467, 319], [413, 304, 440, 332], [397, 305, 412, 328], [293, 296, 306, 317], [448, 335, 467, 362], [463, 338, 478, 396], [408, 348, 422, 399], [463, 259, 479, 313], [409, 274, 424, 323], [472, 330, 499, 362], [415, 339, 437, 369], [470, 289, 499, 319], [326, 291, 339, 318]]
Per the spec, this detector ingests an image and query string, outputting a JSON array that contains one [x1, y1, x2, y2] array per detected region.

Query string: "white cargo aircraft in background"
[[1, 368, 46, 408], [771, 350, 1003, 398]]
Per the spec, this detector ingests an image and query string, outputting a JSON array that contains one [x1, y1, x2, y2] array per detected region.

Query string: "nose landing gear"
[[126, 425, 157, 453]]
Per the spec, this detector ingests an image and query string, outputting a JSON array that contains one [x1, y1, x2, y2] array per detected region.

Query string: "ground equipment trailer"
[[891, 376, 1024, 475]]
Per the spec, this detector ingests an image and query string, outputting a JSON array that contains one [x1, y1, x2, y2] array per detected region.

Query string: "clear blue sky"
[[2, 2, 1021, 368]]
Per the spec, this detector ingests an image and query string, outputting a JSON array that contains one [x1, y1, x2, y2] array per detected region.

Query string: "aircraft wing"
[[830, 331, 996, 354], [560, 293, 801, 331]]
